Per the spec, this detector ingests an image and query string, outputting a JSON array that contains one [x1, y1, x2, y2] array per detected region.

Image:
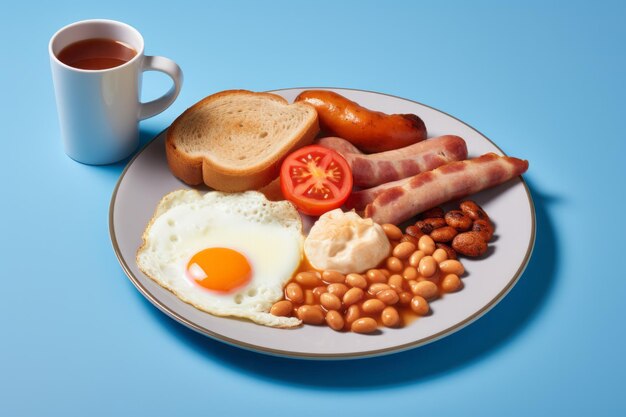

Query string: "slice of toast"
[[165, 90, 319, 191]]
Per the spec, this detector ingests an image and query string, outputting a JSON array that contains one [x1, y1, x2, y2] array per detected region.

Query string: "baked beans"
[[322, 270, 345, 284], [351, 317, 378, 334], [272, 218, 470, 333], [346, 273, 368, 289], [382, 223, 403, 240]]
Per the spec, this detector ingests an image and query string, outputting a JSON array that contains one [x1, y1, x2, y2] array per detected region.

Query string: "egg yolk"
[[186, 248, 252, 292]]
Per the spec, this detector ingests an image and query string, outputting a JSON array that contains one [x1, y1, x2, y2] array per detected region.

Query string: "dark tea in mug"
[[57, 38, 137, 70]]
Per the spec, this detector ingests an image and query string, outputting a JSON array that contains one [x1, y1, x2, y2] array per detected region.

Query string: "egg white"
[[136, 190, 303, 328]]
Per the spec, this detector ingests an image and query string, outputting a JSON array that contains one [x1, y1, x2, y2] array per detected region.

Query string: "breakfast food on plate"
[[345, 153, 529, 225], [136, 190, 304, 328], [403, 201, 495, 258], [271, 230, 467, 333], [295, 90, 427, 153], [166, 90, 319, 192], [279, 145, 353, 215], [139, 87, 531, 335], [304, 209, 391, 274], [317, 135, 468, 188]]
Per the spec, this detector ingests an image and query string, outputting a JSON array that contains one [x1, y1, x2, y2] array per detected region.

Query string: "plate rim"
[[109, 86, 536, 360]]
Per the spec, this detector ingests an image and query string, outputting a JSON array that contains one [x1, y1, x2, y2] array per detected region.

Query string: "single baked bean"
[[402, 266, 418, 281], [444, 210, 473, 231], [381, 306, 400, 328], [410, 296, 430, 316], [366, 269, 387, 284], [415, 220, 434, 234], [439, 259, 465, 276], [343, 287, 364, 306], [409, 250, 426, 267], [411, 281, 438, 300], [351, 317, 378, 334], [295, 271, 322, 287], [297, 305, 325, 324], [362, 299, 386, 314], [400, 234, 420, 246], [382, 223, 403, 240], [421, 206, 444, 219], [424, 217, 447, 229], [452, 232, 488, 257], [345, 304, 361, 326], [327, 283, 348, 298], [285, 282, 304, 304], [325, 310, 344, 331], [320, 292, 342, 311], [472, 219, 494, 241], [398, 291, 413, 305], [270, 300, 293, 317], [405, 225, 425, 238], [460, 200, 489, 221], [418, 235, 436, 255], [430, 226, 458, 243], [386, 256, 404, 273], [304, 289, 315, 305], [418, 256, 437, 277], [346, 273, 368, 289], [377, 289, 399, 305], [368, 283, 391, 295], [436, 243, 457, 260], [408, 279, 420, 293], [312, 286, 328, 302], [393, 241, 416, 259], [441, 274, 463, 293], [322, 270, 346, 284], [420, 271, 441, 285], [388, 274, 405, 291], [432, 248, 448, 263]]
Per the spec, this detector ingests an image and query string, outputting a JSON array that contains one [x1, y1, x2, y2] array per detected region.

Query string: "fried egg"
[[136, 190, 303, 328]]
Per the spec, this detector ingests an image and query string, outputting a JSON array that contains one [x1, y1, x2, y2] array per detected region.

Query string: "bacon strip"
[[345, 153, 529, 225], [317, 135, 468, 188]]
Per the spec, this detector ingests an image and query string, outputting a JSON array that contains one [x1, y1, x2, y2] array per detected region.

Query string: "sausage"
[[345, 153, 529, 225], [345, 175, 411, 211], [317, 135, 467, 188], [295, 90, 427, 153]]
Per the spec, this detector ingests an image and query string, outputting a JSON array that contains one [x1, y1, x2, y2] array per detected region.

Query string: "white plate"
[[109, 87, 535, 359]]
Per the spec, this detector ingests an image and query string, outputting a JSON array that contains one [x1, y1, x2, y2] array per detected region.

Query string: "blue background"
[[2, 0, 624, 415]]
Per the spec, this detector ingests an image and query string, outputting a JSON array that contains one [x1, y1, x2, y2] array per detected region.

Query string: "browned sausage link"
[[317, 135, 468, 188], [295, 90, 427, 153], [358, 154, 529, 225]]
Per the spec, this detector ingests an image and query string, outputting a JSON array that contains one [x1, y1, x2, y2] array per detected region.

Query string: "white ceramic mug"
[[49, 19, 183, 165]]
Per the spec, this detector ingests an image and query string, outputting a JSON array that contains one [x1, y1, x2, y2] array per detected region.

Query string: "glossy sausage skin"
[[317, 135, 467, 188], [345, 153, 529, 225], [295, 90, 427, 153]]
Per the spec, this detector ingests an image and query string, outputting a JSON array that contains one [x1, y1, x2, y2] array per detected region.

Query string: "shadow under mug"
[[49, 19, 183, 165]]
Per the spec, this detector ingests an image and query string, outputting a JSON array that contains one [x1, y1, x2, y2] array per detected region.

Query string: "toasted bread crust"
[[165, 90, 319, 191]]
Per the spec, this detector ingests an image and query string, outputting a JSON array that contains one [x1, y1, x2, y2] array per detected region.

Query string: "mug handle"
[[138, 55, 183, 120]]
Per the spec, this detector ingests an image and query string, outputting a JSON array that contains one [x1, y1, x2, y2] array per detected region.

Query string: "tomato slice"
[[280, 145, 353, 216]]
